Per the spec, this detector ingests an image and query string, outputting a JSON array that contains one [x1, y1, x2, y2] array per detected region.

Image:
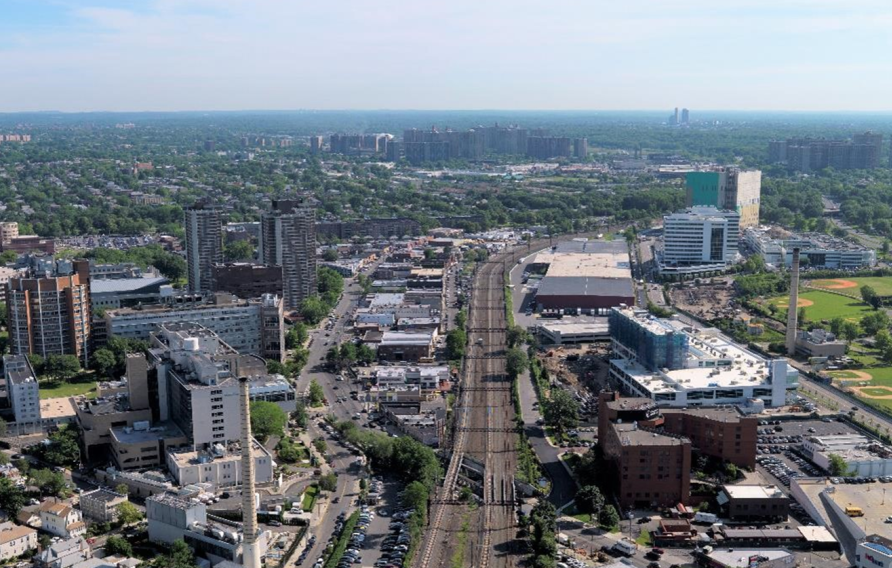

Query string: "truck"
[[611, 538, 639, 557], [693, 512, 718, 524]]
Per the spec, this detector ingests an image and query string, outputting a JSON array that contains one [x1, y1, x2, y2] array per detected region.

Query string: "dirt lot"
[[669, 277, 737, 320]]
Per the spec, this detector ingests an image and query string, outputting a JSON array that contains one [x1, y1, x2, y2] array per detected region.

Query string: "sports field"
[[829, 367, 892, 413], [807, 276, 892, 296], [768, 289, 873, 322]]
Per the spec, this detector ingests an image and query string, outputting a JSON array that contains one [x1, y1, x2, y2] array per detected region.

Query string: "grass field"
[[807, 276, 892, 296], [39, 380, 97, 399], [769, 289, 873, 322], [827, 370, 863, 379], [860, 387, 892, 397], [301, 484, 319, 512]]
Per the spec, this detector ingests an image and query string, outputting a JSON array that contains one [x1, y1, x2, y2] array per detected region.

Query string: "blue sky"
[[2, 0, 892, 112]]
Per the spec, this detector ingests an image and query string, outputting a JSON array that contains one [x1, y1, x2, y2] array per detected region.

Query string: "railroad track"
[[416, 234, 600, 568]]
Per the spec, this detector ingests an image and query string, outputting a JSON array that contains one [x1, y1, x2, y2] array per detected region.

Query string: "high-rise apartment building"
[[573, 138, 588, 160], [3, 355, 41, 428], [526, 136, 572, 160], [685, 168, 762, 228], [769, 132, 884, 171], [184, 202, 223, 294], [681, 108, 690, 124], [259, 200, 316, 311], [6, 259, 92, 366], [308, 136, 323, 154]]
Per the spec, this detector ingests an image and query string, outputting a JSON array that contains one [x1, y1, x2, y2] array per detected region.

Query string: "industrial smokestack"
[[239, 377, 261, 568], [785, 248, 801, 356]]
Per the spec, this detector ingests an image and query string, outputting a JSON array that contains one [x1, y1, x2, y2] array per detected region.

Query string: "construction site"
[[668, 276, 738, 320]]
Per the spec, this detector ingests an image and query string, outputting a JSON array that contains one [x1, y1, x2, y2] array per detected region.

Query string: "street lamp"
[[627, 510, 634, 538]]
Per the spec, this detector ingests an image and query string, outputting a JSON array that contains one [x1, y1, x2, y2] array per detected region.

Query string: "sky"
[[2, 0, 892, 112]]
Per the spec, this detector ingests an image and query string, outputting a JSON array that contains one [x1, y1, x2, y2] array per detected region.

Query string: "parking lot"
[[755, 417, 861, 513]]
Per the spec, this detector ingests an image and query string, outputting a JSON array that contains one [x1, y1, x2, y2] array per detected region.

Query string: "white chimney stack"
[[239, 377, 261, 568], [785, 247, 801, 357]]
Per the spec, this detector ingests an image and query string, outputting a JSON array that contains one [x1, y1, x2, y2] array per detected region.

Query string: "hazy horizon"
[[4, 0, 892, 113]]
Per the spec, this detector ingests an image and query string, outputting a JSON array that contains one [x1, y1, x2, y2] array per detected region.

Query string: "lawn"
[[808, 277, 892, 297], [860, 387, 892, 397], [768, 289, 873, 322], [39, 380, 97, 399], [827, 370, 864, 379], [301, 484, 320, 512], [636, 529, 653, 546]]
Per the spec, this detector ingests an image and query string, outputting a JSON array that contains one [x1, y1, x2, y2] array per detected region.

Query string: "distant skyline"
[[3, 0, 892, 113]]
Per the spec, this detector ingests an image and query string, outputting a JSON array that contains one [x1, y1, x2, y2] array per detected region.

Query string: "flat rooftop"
[[380, 331, 433, 346], [613, 423, 687, 447], [722, 484, 786, 500], [111, 422, 185, 444], [537, 275, 634, 298], [533, 250, 631, 279], [707, 549, 792, 568], [41, 397, 77, 420], [796, 478, 892, 540], [538, 321, 610, 335], [168, 438, 269, 467]]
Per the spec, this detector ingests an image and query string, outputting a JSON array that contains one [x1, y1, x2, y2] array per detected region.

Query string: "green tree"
[[104, 536, 133, 557], [576, 485, 605, 515], [445, 329, 466, 360], [0, 478, 25, 517], [507, 325, 529, 348], [543, 388, 579, 436], [322, 249, 339, 262], [401, 481, 429, 514], [861, 311, 890, 336], [529, 500, 557, 559], [506, 347, 528, 377], [841, 321, 861, 343], [43, 354, 81, 383], [300, 296, 327, 325], [876, 329, 892, 353], [154, 539, 198, 568], [357, 344, 375, 365], [454, 309, 467, 330], [308, 379, 325, 407], [250, 401, 287, 441], [829, 317, 845, 337], [224, 240, 254, 262], [266, 359, 286, 375], [29, 469, 67, 496], [0, 251, 17, 265], [151, 253, 186, 281], [600, 504, 620, 530], [861, 285, 882, 309], [827, 453, 851, 477], [117, 501, 143, 525], [319, 473, 337, 492], [292, 402, 309, 429], [798, 307, 808, 327], [116, 483, 129, 496], [313, 437, 327, 454], [39, 426, 81, 467], [286, 323, 309, 349], [91, 348, 117, 378]]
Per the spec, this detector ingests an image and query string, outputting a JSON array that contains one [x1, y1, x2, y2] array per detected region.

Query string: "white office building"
[[745, 226, 876, 269], [166, 439, 274, 489], [659, 207, 740, 277]]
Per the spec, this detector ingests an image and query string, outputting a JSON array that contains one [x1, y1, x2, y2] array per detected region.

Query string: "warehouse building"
[[531, 240, 634, 313]]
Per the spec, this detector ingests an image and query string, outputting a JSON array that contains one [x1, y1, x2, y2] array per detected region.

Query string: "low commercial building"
[[704, 549, 795, 568], [745, 226, 876, 269], [376, 331, 435, 362], [856, 535, 892, 568], [38, 502, 85, 539], [368, 365, 450, 390], [109, 422, 188, 471], [717, 485, 790, 521], [536, 321, 609, 344], [0, 522, 37, 561], [166, 439, 275, 488], [532, 240, 635, 312], [609, 307, 797, 408], [795, 329, 847, 358], [79, 489, 128, 523], [801, 435, 892, 476], [94, 469, 175, 500]]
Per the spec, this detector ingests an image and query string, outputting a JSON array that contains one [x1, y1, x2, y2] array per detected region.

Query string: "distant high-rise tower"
[[673, 107, 679, 125], [184, 201, 223, 293], [259, 200, 316, 311], [786, 248, 801, 357], [309, 136, 323, 154], [239, 377, 261, 568], [681, 108, 690, 124]]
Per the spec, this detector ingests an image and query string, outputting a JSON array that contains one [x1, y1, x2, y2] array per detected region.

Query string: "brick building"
[[211, 264, 283, 299]]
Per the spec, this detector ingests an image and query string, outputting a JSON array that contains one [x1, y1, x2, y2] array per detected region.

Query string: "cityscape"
[[4, 3, 892, 568]]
